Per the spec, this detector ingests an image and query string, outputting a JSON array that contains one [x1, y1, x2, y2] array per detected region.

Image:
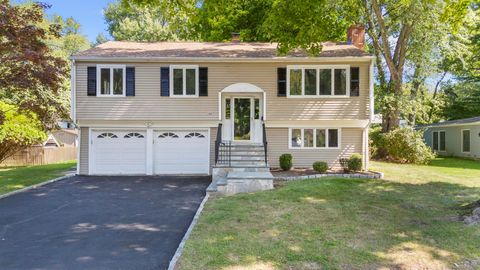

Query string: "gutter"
[[418, 121, 480, 129], [71, 59, 76, 124], [69, 56, 375, 63]]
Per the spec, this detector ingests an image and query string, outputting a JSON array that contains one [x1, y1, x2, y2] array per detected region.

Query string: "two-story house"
[[71, 25, 374, 184]]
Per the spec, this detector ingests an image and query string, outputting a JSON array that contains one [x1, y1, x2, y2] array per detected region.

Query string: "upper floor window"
[[97, 65, 126, 96], [170, 65, 199, 97], [287, 65, 350, 97]]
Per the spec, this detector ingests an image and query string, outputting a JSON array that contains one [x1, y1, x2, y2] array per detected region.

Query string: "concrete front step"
[[229, 156, 267, 161], [227, 171, 274, 180], [215, 163, 269, 168]]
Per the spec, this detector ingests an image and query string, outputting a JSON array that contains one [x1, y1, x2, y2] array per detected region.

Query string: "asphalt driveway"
[[0, 175, 210, 270]]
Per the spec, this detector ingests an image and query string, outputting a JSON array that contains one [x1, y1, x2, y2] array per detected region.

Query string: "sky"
[[42, 0, 115, 42]]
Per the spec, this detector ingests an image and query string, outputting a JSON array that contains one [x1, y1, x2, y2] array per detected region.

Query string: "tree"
[[193, 0, 273, 42], [93, 33, 110, 46], [104, 1, 195, 41], [0, 1, 69, 128], [0, 102, 46, 164]]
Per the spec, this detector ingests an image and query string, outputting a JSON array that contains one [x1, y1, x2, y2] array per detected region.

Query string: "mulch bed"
[[270, 167, 379, 178]]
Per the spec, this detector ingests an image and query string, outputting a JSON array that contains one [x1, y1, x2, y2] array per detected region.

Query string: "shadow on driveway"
[[0, 175, 210, 270]]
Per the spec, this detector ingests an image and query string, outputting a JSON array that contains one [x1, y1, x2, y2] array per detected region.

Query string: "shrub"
[[279, 154, 292, 171], [347, 154, 363, 172], [312, 161, 328, 173], [383, 127, 435, 164], [369, 125, 387, 159]]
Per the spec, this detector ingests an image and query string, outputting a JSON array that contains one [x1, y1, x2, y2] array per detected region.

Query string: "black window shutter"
[[277, 67, 287, 97], [126, 67, 135, 96], [87, 67, 97, 96], [199, 67, 208, 96], [160, 67, 170, 96], [350, 67, 360, 96]]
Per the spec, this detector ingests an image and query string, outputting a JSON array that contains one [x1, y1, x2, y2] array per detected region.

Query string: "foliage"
[[0, 102, 46, 164], [347, 154, 362, 172], [279, 153, 292, 171], [104, 1, 195, 41], [312, 161, 328, 173], [93, 33, 110, 46], [0, 1, 69, 127], [0, 161, 76, 195], [193, 0, 273, 42], [442, 81, 480, 120], [383, 127, 435, 164], [262, 0, 350, 55]]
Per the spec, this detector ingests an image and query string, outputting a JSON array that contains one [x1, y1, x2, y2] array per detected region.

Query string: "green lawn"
[[177, 157, 480, 270], [0, 161, 76, 195]]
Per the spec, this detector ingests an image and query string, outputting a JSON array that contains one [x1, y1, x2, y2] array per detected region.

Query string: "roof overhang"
[[70, 56, 375, 63], [420, 121, 480, 129]]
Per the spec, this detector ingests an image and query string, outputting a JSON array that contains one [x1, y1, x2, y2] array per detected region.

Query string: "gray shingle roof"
[[419, 116, 480, 128], [73, 41, 372, 59]]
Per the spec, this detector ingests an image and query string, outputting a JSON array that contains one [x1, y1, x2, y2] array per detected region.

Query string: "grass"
[[177, 157, 480, 270], [0, 161, 76, 195]]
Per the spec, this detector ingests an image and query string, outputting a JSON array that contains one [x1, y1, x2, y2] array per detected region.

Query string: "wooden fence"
[[1, 146, 77, 167]]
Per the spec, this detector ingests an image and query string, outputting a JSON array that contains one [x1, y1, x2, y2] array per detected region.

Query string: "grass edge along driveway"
[[177, 157, 480, 270], [0, 161, 76, 195]]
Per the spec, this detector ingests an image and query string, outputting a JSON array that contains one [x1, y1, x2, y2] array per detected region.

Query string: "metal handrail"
[[214, 123, 222, 164], [262, 121, 268, 164]]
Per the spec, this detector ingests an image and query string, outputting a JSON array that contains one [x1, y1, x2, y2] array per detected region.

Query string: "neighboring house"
[[71, 25, 374, 178], [51, 129, 78, 147], [420, 116, 480, 159]]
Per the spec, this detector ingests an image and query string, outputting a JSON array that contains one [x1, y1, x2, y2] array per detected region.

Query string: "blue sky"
[[43, 0, 115, 42]]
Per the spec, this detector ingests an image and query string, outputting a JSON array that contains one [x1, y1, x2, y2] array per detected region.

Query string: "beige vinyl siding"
[[210, 127, 217, 169], [75, 61, 371, 121], [79, 127, 89, 175], [267, 127, 363, 169]]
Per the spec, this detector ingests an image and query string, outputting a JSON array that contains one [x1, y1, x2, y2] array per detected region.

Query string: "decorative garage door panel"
[[154, 131, 209, 174], [92, 131, 146, 175]]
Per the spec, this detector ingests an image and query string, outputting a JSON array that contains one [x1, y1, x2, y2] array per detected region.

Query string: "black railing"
[[215, 123, 232, 166], [214, 123, 222, 164], [262, 121, 268, 164]]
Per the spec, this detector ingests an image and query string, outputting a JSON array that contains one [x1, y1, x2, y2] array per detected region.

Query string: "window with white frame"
[[462, 129, 470, 153], [287, 66, 349, 97], [290, 128, 340, 148], [97, 65, 126, 96], [432, 131, 446, 152], [170, 65, 199, 97]]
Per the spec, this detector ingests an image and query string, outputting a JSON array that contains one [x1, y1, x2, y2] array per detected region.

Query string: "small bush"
[[347, 154, 363, 172], [312, 161, 328, 173], [279, 154, 292, 171], [383, 127, 435, 164]]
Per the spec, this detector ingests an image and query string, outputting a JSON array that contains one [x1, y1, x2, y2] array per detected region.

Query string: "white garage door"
[[154, 130, 209, 174], [92, 130, 146, 175]]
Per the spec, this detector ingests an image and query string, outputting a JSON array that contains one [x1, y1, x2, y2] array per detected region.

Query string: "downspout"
[[364, 59, 375, 170], [70, 59, 79, 174]]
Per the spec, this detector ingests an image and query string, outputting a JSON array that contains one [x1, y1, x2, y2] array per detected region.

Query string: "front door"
[[233, 98, 251, 141]]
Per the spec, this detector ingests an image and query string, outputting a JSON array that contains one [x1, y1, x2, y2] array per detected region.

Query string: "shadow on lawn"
[[185, 177, 480, 270]]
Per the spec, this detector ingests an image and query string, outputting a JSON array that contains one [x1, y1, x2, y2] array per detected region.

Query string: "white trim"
[[369, 60, 374, 122], [221, 83, 264, 93], [286, 65, 350, 98], [88, 127, 92, 175], [76, 128, 80, 175], [422, 121, 480, 128], [72, 56, 375, 62], [96, 64, 126, 97], [71, 60, 76, 123], [80, 122, 218, 128], [169, 65, 199, 98], [461, 129, 471, 153], [288, 127, 341, 149], [266, 120, 369, 128]]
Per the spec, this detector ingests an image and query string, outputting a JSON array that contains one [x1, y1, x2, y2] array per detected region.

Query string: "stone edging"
[[0, 174, 75, 200], [168, 193, 210, 270], [274, 171, 384, 181]]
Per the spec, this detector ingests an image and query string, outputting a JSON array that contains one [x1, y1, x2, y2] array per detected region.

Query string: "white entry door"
[[154, 130, 210, 174], [222, 97, 262, 143], [91, 130, 146, 175]]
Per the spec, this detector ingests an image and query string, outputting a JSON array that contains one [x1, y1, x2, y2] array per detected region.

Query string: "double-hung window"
[[287, 65, 349, 97], [432, 131, 446, 152], [462, 129, 470, 153], [97, 65, 126, 96], [290, 128, 340, 148], [170, 65, 199, 97]]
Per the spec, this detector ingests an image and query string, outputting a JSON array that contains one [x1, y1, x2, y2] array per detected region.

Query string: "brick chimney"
[[231, 32, 240, 43], [347, 24, 365, 51]]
